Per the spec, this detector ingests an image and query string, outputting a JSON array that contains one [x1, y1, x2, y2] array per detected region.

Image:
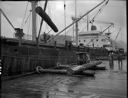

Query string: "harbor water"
[[1, 60, 127, 98]]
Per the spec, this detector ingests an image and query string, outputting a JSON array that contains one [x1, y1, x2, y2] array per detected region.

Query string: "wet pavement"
[[1, 60, 127, 98]]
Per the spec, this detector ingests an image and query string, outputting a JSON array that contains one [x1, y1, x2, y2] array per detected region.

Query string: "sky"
[[0, 0, 127, 45]]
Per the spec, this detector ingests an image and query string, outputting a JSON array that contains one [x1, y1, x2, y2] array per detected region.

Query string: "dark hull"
[[1, 37, 109, 77]]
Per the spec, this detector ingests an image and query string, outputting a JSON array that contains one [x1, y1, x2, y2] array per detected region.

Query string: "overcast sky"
[[0, 0, 127, 44]]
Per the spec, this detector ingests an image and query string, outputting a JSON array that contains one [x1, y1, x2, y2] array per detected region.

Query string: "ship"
[[0, 0, 124, 77]]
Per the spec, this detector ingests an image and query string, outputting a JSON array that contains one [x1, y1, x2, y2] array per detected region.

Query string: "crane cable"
[[76, 0, 109, 46], [90, 0, 109, 24], [20, 2, 29, 28], [86, 0, 109, 46]]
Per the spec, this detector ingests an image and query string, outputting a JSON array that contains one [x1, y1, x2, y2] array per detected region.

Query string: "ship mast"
[[31, 1, 37, 41], [87, 15, 89, 31], [0, 9, 1, 36], [75, 0, 78, 46]]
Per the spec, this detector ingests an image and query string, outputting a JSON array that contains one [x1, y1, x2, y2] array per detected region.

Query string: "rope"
[[21, 2, 29, 28], [36, 66, 42, 73]]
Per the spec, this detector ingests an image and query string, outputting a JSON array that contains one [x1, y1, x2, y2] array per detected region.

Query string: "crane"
[[0, 9, 24, 46], [47, 0, 109, 44], [0, 9, 15, 31]]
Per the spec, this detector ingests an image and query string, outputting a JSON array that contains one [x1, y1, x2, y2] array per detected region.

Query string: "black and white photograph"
[[0, 0, 127, 98]]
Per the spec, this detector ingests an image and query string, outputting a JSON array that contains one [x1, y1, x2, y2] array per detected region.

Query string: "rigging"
[[21, 2, 29, 28], [115, 27, 121, 41], [47, 0, 108, 43], [37, 0, 48, 42], [64, 0, 67, 40], [27, 12, 31, 37]]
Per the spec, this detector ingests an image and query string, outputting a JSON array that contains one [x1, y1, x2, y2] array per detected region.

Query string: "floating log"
[[87, 66, 106, 70], [53, 64, 70, 69], [67, 61, 102, 75], [75, 70, 95, 76], [37, 68, 67, 74], [36, 66, 95, 76]]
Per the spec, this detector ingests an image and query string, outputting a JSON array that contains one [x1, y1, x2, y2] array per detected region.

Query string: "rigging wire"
[[47, 0, 106, 43], [27, 12, 31, 38], [24, 12, 31, 25], [46, 29, 52, 34], [90, 0, 109, 23], [0, 9, 15, 31], [85, 0, 109, 46], [73, 23, 75, 42], [21, 2, 29, 28], [115, 27, 121, 41], [37, 0, 48, 40], [64, 0, 66, 40], [66, 26, 74, 35]]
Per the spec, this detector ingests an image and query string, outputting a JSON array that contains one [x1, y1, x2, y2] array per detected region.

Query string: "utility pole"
[[31, 1, 37, 41]]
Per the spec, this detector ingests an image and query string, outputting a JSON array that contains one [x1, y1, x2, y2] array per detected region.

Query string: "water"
[[1, 60, 127, 98]]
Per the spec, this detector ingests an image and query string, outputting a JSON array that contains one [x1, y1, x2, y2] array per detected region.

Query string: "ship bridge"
[[78, 31, 111, 48]]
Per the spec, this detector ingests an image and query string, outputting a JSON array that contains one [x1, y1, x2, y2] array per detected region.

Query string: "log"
[[53, 64, 70, 69], [36, 66, 95, 76], [67, 61, 102, 75], [87, 66, 106, 70], [37, 68, 67, 74], [75, 70, 95, 76]]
